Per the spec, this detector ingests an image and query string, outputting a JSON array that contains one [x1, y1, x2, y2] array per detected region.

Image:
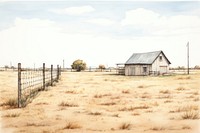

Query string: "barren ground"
[[0, 71, 200, 133]]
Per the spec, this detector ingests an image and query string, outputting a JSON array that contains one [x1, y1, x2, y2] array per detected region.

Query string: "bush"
[[71, 59, 86, 72]]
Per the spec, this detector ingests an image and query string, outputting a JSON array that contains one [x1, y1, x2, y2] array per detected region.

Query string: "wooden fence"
[[18, 63, 61, 107]]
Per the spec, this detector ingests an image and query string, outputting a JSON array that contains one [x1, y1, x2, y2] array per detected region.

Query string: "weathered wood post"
[[59, 66, 61, 76], [187, 42, 189, 75], [18, 63, 22, 108], [43, 63, 45, 90], [51, 65, 53, 86]]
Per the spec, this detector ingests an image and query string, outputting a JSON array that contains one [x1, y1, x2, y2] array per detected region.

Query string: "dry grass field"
[[0, 70, 200, 133]]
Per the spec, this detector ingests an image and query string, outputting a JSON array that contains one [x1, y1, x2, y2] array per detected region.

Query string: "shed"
[[124, 51, 171, 76]]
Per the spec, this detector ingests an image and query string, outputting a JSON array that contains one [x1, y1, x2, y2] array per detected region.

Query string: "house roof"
[[125, 50, 171, 65]]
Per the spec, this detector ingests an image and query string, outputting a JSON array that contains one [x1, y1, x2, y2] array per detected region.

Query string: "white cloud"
[[14, 17, 57, 30], [50, 5, 95, 16], [85, 18, 115, 26], [121, 8, 200, 36], [122, 8, 160, 26]]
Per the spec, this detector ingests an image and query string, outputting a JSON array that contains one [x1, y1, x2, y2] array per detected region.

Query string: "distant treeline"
[[170, 65, 200, 70]]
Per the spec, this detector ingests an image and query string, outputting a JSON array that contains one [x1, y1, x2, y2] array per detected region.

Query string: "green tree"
[[71, 59, 86, 72]]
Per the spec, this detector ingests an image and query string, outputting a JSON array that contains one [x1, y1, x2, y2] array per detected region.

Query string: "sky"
[[0, 0, 200, 68]]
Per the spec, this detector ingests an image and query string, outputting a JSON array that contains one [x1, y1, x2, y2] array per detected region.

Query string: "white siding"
[[152, 53, 169, 74], [125, 65, 151, 76]]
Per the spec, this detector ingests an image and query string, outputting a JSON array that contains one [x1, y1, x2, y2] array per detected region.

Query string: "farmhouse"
[[123, 50, 171, 76]]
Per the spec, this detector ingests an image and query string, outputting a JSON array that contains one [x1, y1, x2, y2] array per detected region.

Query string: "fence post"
[[59, 66, 61, 76], [51, 65, 53, 86], [43, 63, 45, 90], [18, 63, 22, 108]]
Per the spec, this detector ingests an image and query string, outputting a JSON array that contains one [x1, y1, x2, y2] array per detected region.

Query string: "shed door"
[[129, 66, 135, 75], [160, 66, 167, 74]]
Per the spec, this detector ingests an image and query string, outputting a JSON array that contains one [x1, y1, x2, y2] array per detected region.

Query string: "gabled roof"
[[125, 50, 171, 65]]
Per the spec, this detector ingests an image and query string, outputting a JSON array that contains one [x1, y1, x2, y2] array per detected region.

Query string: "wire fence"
[[18, 63, 61, 107]]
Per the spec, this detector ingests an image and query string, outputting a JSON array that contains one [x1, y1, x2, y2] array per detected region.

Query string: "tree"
[[99, 64, 105, 72], [177, 66, 185, 70], [71, 59, 86, 72], [4, 65, 9, 70], [194, 65, 200, 69]]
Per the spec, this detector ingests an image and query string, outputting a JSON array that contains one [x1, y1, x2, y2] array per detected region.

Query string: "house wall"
[[152, 53, 169, 74], [125, 64, 151, 76]]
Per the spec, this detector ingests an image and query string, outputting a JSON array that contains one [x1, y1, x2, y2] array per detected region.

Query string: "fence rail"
[[18, 63, 61, 107]]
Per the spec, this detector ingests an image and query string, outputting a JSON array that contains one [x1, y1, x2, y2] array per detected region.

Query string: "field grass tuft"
[[159, 89, 170, 94], [100, 102, 116, 106], [65, 90, 77, 94], [177, 76, 191, 80], [119, 123, 131, 130], [1, 98, 18, 108], [94, 93, 111, 98], [181, 111, 199, 120], [88, 111, 102, 116], [119, 105, 150, 111], [150, 126, 165, 131], [182, 125, 191, 129], [3, 112, 20, 117], [63, 122, 81, 129], [122, 89, 130, 94], [176, 87, 185, 91], [59, 101, 78, 107], [26, 122, 48, 127], [138, 85, 145, 88]]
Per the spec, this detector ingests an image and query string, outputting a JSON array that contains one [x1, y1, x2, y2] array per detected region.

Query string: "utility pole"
[[187, 42, 189, 75], [63, 59, 64, 71]]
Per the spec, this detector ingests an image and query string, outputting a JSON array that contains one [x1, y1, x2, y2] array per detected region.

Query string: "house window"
[[159, 56, 162, 61], [143, 67, 147, 73]]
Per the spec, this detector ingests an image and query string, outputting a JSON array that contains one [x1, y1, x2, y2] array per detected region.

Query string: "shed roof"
[[125, 50, 171, 65]]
